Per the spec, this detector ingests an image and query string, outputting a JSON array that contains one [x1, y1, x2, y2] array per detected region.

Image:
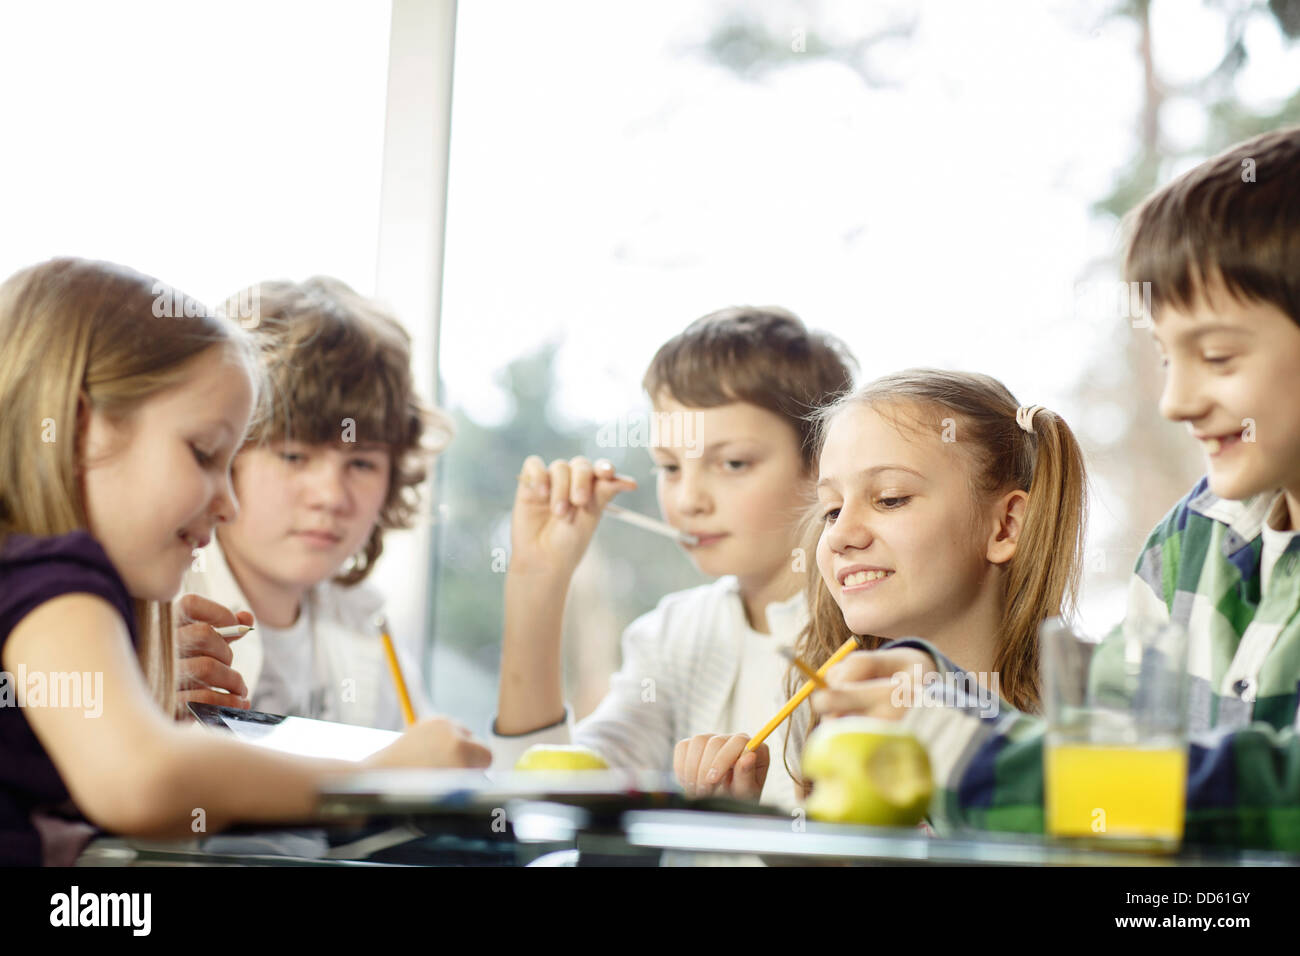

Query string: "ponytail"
[[996, 408, 1088, 711]]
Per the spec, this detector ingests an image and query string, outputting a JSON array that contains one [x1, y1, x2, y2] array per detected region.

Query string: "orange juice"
[[1045, 742, 1187, 844]]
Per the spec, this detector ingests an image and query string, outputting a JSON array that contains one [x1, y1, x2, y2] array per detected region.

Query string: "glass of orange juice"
[[1040, 617, 1189, 851]]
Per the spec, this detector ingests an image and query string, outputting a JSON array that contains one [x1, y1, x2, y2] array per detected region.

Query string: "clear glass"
[[1040, 617, 1189, 850]]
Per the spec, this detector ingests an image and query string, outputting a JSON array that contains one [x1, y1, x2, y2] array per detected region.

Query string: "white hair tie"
[[1016, 405, 1045, 433]]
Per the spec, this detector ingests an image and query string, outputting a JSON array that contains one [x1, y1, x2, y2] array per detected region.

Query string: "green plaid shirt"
[[895, 477, 1300, 851]]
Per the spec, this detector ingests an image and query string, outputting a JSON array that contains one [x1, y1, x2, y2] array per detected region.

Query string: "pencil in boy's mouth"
[[685, 532, 728, 548]]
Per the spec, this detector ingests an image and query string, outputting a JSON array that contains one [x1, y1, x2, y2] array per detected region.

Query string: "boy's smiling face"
[[1152, 277, 1300, 513]]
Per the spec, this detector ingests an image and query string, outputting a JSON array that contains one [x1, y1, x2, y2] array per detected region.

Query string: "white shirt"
[[180, 537, 428, 731], [253, 602, 321, 719], [489, 576, 810, 809], [1260, 493, 1300, 594], [725, 622, 799, 807]]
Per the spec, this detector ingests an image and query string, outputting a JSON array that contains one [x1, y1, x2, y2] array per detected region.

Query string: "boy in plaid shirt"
[[811, 126, 1300, 851]]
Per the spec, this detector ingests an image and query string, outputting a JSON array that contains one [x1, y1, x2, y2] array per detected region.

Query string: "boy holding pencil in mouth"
[[492, 307, 855, 806], [174, 277, 443, 730]]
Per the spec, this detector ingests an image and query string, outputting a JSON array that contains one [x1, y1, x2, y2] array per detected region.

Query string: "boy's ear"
[[985, 489, 1028, 566]]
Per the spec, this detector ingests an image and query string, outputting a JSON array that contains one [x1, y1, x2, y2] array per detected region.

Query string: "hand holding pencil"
[[510, 454, 640, 580], [673, 732, 771, 799], [672, 643, 862, 799], [810, 646, 941, 722], [173, 592, 255, 715], [744, 637, 861, 752]]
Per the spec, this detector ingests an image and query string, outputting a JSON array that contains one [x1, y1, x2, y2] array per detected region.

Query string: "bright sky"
[[442, 0, 1143, 429], [0, 0, 390, 300]]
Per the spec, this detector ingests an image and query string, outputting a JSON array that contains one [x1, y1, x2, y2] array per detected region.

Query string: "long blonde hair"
[[0, 258, 262, 712], [787, 369, 1088, 759]]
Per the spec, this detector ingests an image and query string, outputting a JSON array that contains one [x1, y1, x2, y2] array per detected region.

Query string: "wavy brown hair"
[[782, 369, 1089, 780], [0, 258, 262, 714], [224, 277, 452, 586]]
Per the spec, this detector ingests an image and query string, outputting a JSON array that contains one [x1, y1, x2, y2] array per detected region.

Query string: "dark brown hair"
[[224, 277, 452, 585], [641, 306, 856, 468], [1124, 125, 1300, 324]]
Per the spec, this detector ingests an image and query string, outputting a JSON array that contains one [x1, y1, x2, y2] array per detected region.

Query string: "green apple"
[[801, 717, 933, 826], [514, 744, 610, 772]]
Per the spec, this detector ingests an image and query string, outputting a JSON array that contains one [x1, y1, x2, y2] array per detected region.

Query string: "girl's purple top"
[[0, 531, 138, 866]]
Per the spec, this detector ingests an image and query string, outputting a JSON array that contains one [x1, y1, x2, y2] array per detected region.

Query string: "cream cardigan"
[[490, 576, 810, 807]]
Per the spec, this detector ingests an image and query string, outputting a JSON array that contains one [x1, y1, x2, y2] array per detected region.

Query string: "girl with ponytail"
[[780, 369, 1088, 783]]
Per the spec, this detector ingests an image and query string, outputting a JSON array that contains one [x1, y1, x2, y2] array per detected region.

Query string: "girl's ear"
[[75, 390, 91, 432], [75, 391, 95, 472], [985, 489, 1028, 565]]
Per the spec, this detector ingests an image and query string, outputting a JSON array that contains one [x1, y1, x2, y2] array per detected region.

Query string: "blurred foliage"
[[430, 342, 706, 701], [694, 2, 916, 86], [1079, 0, 1299, 587], [1273, 0, 1300, 36], [1096, 0, 1300, 221]]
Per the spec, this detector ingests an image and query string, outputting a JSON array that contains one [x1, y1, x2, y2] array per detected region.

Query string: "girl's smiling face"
[[81, 346, 255, 602], [815, 402, 1014, 649]]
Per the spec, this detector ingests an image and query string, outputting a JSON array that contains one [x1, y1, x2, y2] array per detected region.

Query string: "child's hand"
[[509, 455, 637, 578], [811, 648, 938, 721], [673, 733, 770, 800], [364, 718, 492, 770], [175, 593, 255, 713]]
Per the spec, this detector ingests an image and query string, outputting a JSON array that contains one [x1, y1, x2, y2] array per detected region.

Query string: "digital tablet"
[[188, 702, 401, 762]]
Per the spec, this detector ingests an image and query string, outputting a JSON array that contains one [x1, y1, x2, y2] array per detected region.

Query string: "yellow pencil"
[[378, 617, 417, 727], [776, 646, 828, 689], [746, 636, 859, 752]]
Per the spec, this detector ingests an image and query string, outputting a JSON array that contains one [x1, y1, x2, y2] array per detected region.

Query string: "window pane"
[[436, 0, 1290, 733], [0, 1, 392, 303]]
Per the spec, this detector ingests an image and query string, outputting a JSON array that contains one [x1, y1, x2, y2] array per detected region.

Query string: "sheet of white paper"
[[219, 713, 399, 762]]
